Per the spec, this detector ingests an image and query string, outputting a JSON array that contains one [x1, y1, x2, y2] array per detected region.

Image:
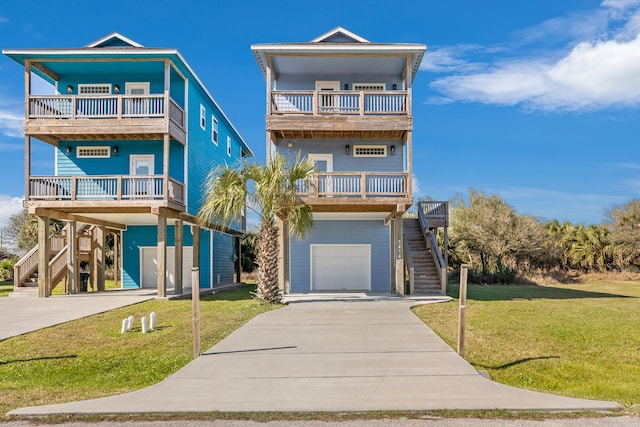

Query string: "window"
[[212, 116, 218, 145], [353, 83, 385, 91], [353, 145, 387, 157], [227, 136, 232, 156], [200, 104, 206, 130], [78, 84, 112, 94], [77, 146, 110, 158]]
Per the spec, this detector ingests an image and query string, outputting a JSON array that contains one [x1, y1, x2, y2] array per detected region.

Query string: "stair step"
[[9, 287, 39, 298]]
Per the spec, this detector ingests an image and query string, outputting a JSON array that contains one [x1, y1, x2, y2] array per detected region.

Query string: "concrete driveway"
[[9, 295, 621, 415]]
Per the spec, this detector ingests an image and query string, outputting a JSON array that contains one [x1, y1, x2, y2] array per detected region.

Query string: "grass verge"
[[0, 280, 12, 297], [0, 285, 277, 414], [412, 280, 640, 407]]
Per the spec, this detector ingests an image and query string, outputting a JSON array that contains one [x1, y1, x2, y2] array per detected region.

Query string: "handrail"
[[403, 238, 415, 295], [14, 234, 66, 288], [28, 175, 185, 204], [429, 231, 447, 293], [48, 246, 68, 294], [417, 201, 449, 293], [297, 172, 409, 198], [270, 90, 408, 116]]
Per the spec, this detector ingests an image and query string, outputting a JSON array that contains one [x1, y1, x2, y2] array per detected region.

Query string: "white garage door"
[[141, 247, 194, 288], [311, 245, 370, 291]]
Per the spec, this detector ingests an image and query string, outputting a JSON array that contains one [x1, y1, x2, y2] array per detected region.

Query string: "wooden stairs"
[[403, 218, 443, 295]]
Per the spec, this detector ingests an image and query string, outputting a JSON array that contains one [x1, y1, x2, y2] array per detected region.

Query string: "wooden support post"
[[162, 134, 170, 201], [277, 218, 290, 294], [394, 217, 405, 296], [66, 220, 77, 294], [113, 231, 120, 286], [157, 215, 167, 298], [457, 265, 468, 357], [37, 216, 50, 298], [191, 267, 200, 359], [94, 225, 105, 291], [235, 236, 242, 283], [175, 219, 183, 295], [191, 225, 200, 290]]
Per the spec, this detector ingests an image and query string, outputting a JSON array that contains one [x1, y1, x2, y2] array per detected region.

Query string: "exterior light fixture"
[[66, 85, 74, 93], [112, 146, 119, 155], [287, 141, 294, 148], [392, 84, 397, 90], [65, 146, 72, 154], [390, 145, 396, 155], [114, 84, 120, 93], [345, 144, 350, 155], [344, 83, 349, 90]]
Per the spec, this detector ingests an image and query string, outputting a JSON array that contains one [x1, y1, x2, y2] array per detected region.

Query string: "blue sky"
[[1, 0, 639, 229]]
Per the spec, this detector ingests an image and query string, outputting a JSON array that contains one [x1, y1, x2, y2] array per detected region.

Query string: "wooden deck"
[[25, 95, 186, 145]]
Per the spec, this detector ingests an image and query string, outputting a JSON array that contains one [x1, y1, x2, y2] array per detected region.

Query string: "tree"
[[606, 199, 640, 269], [198, 153, 316, 303], [4, 209, 64, 254], [240, 230, 258, 273]]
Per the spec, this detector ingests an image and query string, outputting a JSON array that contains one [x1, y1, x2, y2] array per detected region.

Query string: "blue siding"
[[289, 220, 390, 292], [277, 139, 404, 172], [122, 224, 212, 289], [185, 82, 244, 218], [56, 140, 184, 182], [212, 231, 235, 287]]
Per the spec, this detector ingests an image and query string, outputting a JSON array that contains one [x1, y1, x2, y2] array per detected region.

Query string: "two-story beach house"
[[251, 28, 448, 296], [4, 33, 252, 297]]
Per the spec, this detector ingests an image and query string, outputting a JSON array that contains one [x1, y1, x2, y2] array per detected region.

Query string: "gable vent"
[[354, 145, 386, 157]]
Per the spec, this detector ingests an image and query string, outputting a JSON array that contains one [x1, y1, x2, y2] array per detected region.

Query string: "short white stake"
[[121, 319, 128, 334], [150, 312, 156, 330], [127, 315, 134, 331], [141, 316, 148, 334]]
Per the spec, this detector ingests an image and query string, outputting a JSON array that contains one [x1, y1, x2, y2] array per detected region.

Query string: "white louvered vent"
[[78, 84, 111, 94], [353, 83, 385, 91], [353, 145, 387, 157], [77, 146, 110, 158]]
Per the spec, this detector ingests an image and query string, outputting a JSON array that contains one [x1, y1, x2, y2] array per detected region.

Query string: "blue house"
[[4, 33, 253, 297], [252, 27, 448, 295]]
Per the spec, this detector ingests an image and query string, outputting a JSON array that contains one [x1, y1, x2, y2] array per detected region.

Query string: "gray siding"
[[277, 76, 402, 91], [277, 139, 404, 172], [290, 220, 390, 292]]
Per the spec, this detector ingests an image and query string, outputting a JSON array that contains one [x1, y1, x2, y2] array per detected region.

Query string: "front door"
[[315, 81, 340, 112], [129, 154, 155, 196], [307, 153, 333, 196], [125, 82, 150, 115]]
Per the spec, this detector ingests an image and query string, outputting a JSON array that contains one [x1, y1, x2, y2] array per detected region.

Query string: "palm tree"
[[198, 153, 316, 303]]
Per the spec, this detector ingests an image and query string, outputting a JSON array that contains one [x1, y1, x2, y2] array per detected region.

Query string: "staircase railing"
[[48, 246, 68, 294], [417, 201, 448, 294], [13, 235, 66, 287]]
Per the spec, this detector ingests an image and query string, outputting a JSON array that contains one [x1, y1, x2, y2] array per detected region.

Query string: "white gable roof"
[[86, 32, 143, 48], [310, 27, 369, 43]]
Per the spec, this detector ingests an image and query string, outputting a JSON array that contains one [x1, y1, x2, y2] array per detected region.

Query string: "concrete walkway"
[[9, 295, 621, 415], [0, 289, 155, 341]]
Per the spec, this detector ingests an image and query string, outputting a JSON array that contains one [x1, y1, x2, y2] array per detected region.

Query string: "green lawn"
[[412, 280, 640, 407], [0, 285, 278, 414], [0, 280, 12, 297]]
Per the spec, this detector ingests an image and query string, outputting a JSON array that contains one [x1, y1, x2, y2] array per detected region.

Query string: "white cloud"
[[0, 195, 24, 230], [0, 109, 23, 138], [412, 174, 421, 196], [425, 2, 640, 112]]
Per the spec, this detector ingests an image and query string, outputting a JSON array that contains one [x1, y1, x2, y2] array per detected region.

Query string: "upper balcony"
[[25, 94, 186, 145], [297, 171, 412, 213], [26, 174, 185, 212], [267, 90, 412, 140]]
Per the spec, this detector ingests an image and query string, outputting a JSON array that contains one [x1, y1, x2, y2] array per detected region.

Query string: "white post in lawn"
[[192, 267, 200, 359], [457, 264, 468, 357]]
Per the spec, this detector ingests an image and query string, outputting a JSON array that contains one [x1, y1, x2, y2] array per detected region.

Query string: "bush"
[[0, 258, 16, 281]]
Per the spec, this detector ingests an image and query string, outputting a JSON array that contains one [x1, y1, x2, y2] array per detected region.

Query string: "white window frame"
[[212, 115, 219, 145], [125, 82, 150, 95], [353, 83, 385, 91], [77, 146, 111, 158], [200, 104, 206, 130], [226, 136, 232, 156], [353, 145, 387, 157], [130, 154, 155, 176], [78, 84, 112, 95]]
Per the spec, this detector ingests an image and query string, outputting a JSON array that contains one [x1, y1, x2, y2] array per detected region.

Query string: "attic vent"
[[78, 84, 111, 95], [77, 146, 110, 158], [353, 83, 385, 91], [353, 145, 386, 157]]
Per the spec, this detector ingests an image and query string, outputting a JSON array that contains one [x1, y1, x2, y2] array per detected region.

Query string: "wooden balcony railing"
[[28, 175, 185, 205], [270, 90, 407, 116], [298, 172, 409, 198], [28, 94, 185, 128]]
